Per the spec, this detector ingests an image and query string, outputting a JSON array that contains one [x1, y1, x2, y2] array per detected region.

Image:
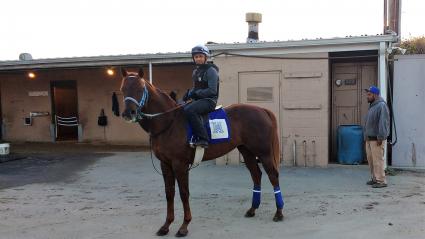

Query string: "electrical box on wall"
[[24, 117, 32, 126]]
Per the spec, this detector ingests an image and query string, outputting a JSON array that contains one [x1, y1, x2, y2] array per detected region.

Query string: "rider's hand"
[[182, 89, 190, 102], [189, 90, 198, 99]]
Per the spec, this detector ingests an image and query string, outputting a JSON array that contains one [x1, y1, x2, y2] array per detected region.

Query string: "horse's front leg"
[[156, 161, 176, 236], [174, 163, 191, 237]]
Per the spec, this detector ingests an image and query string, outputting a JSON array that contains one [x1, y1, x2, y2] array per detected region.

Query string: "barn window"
[[247, 87, 273, 102]]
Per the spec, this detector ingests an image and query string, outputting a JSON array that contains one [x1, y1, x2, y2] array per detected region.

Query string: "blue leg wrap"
[[251, 185, 261, 209], [274, 186, 284, 209]]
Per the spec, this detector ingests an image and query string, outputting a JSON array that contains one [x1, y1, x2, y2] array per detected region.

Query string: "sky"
[[0, 0, 423, 61]]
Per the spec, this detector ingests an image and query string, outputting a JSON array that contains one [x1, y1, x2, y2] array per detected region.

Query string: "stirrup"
[[191, 147, 205, 168], [215, 105, 223, 110], [189, 136, 196, 148]]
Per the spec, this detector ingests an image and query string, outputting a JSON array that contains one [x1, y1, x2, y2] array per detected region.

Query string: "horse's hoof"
[[245, 210, 256, 218], [273, 213, 284, 222], [175, 229, 188, 237], [156, 227, 169, 236]]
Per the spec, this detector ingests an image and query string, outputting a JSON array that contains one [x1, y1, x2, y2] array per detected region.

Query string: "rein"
[[124, 85, 187, 122]]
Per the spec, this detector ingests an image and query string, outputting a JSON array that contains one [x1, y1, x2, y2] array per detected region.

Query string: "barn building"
[[0, 34, 398, 166]]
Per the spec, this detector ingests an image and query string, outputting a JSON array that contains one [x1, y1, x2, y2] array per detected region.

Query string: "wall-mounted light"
[[386, 46, 407, 55], [107, 69, 114, 76], [28, 72, 36, 79]]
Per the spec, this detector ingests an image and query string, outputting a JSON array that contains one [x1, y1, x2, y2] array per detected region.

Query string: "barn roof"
[[0, 34, 397, 71]]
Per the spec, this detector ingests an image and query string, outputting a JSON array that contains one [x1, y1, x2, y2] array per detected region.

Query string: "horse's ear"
[[121, 68, 128, 77], [138, 68, 144, 78]]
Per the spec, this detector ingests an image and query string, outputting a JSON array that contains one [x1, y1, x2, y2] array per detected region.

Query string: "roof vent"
[[246, 13, 262, 43], [19, 53, 33, 61]]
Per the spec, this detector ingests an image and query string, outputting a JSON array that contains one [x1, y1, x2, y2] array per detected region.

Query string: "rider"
[[183, 45, 219, 148]]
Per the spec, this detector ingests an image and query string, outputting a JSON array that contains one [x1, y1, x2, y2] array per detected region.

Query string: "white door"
[[239, 71, 281, 125], [236, 71, 281, 163]]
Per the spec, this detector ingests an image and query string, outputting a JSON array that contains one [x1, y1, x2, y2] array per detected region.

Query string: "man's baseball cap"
[[365, 86, 380, 95]]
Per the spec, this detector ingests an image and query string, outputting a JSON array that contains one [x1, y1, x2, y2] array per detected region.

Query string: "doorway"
[[331, 62, 377, 161], [51, 81, 79, 141]]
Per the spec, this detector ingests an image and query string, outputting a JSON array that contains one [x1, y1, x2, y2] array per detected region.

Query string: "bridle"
[[122, 76, 187, 124], [123, 78, 150, 122]]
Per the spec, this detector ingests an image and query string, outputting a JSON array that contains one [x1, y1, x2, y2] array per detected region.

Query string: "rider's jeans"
[[183, 99, 216, 141]]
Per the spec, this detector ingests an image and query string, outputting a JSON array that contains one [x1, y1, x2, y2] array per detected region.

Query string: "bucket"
[[0, 143, 10, 155], [337, 125, 364, 165]]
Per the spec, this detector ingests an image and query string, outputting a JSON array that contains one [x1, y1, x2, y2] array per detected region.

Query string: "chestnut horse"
[[120, 68, 284, 237]]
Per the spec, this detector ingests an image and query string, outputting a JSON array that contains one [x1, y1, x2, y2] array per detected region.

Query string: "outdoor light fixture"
[[28, 72, 36, 79], [107, 69, 114, 76], [387, 46, 407, 55]]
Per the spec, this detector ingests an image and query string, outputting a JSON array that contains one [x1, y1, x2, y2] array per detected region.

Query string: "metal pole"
[[293, 140, 296, 166], [149, 61, 153, 84], [397, 0, 402, 40], [378, 41, 388, 168], [303, 140, 307, 167]]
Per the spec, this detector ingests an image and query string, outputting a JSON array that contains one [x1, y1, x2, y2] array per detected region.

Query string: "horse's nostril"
[[122, 111, 131, 118]]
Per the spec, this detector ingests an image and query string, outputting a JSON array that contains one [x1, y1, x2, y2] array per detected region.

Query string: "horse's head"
[[120, 68, 148, 123]]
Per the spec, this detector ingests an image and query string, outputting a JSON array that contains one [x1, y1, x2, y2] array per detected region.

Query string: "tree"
[[400, 36, 425, 54]]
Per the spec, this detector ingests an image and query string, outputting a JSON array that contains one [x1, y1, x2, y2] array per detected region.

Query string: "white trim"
[[378, 41, 388, 169], [274, 190, 281, 194], [208, 35, 397, 51], [212, 43, 381, 57], [209, 35, 397, 57], [252, 190, 261, 193], [378, 42, 388, 101]]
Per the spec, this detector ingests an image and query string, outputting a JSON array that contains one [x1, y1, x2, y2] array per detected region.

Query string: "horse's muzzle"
[[121, 110, 138, 123]]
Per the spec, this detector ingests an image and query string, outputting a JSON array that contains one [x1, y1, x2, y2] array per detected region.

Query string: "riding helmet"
[[191, 45, 210, 58]]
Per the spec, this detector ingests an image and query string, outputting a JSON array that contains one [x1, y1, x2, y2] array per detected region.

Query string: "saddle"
[[199, 105, 222, 125], [186, 105, 230, 145]]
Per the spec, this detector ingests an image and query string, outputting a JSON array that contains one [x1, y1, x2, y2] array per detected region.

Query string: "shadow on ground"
[[0, 153, 111, 189]]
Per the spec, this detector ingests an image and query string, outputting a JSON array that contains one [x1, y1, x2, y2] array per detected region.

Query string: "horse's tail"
[[263, 109, 281, 170]]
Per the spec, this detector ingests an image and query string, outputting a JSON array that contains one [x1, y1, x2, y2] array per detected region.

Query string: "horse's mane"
[[144, 79, 178, 107]]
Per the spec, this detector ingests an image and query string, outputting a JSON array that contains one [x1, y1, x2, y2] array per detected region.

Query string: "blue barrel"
[[337, 125, 364, 165]]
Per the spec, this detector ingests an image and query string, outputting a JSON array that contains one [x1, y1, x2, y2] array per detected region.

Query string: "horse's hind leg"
[[156, 161, 176, 236], [261, 155, 284, 222], [238, 146, 262, 218]]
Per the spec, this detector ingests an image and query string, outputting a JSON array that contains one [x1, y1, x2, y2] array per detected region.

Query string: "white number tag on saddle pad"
[[208, 119, 229, 139]]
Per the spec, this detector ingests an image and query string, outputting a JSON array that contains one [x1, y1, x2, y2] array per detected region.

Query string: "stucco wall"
[[1, 72, 52, 142], [214, 53, 330, 166], [0, 57, 331, 166], [0, 64, 193, 144]]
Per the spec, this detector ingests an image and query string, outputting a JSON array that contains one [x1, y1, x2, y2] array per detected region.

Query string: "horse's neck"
[[145, 83, 177, 113], [141, 83, 182, 135]]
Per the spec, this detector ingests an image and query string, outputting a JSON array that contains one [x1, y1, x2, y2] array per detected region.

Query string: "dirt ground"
[[0, 143, 424, 239]]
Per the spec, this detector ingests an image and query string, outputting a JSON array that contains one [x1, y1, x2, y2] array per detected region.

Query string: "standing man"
[[183, 45, 219, 148], [364, 86, 390, 188]]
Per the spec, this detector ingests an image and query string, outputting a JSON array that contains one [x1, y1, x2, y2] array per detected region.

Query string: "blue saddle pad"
[[186, 108, 231, 144]]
